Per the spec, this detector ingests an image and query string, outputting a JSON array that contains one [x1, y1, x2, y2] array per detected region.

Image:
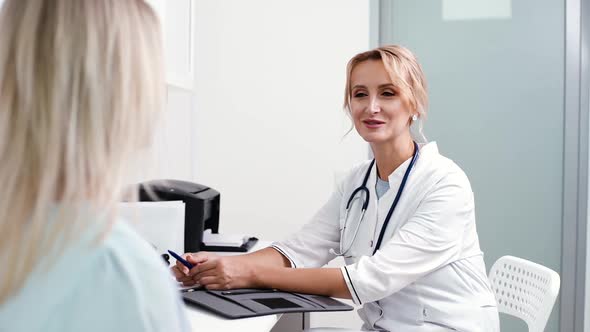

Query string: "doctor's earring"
[[412, 114, 418, 121]]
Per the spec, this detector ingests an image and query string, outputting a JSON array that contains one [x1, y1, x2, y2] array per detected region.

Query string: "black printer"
[[137, 179, 220, 253]]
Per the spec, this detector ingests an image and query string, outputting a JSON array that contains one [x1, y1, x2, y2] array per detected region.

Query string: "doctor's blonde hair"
[[343, 45, 429, 141], [0, 0, 164, 304]]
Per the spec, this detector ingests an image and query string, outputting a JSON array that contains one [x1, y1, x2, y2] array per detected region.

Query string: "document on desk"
[[119, 201, 185, 255], [202, 229, 248, 247], [201, 229, 258, 252]]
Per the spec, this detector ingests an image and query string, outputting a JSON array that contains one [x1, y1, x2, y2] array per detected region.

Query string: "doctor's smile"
[[361, 119, 386, 129]]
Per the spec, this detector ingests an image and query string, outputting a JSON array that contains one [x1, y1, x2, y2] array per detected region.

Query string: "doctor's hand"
[[171, 252, 211, 286], [172, 252, 258, 290]]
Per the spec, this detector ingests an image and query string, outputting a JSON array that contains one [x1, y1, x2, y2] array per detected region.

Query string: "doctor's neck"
[[371, 135, 415, 181]]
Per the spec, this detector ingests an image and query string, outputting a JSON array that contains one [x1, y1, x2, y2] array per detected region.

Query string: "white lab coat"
[[272, 142, 499, 331]]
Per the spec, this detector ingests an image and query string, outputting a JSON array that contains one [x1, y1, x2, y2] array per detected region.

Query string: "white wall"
[[191, 0, 369, 328], [134, 0, 195, 184], [112, 1, 197, 186], [150, 87, 195, 180], [192, 0, 369, 237]]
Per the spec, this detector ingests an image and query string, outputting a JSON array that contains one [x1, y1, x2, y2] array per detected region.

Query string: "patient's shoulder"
[[66, 220, 189, 331]]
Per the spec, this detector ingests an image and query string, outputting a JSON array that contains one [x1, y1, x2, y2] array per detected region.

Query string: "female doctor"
[[173, 45, 500, 331]]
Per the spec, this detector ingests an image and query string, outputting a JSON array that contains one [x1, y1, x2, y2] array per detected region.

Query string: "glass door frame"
[[561, 0, 588, 330]]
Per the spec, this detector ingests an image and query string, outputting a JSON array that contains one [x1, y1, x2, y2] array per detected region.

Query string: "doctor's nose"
[[368, 98, 381, 114]]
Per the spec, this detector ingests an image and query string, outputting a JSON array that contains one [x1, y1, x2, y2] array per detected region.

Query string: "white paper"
[[202, 229, 248, 247], [119, 201, 185, 255]]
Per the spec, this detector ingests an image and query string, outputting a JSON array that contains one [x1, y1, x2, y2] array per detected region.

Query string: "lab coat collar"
[[374, 141, 439, 186]]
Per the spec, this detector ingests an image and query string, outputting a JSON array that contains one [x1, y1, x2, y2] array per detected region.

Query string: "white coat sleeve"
[[341, 171, 473, 305], [271, 184, 343, 268]]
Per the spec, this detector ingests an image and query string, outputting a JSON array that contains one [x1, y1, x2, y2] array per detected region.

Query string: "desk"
[[182, 240, 286, 332]]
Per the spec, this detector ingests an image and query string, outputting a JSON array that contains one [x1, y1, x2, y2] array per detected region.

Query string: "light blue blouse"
[[375, 177, 390, 199], [0, 207, 191, 332]]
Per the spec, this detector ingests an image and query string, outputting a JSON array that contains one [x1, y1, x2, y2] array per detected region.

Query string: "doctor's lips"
[[362, 119, 385, 129]]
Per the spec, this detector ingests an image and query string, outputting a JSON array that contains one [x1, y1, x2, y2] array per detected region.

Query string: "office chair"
[[488, 255, 560, 332]]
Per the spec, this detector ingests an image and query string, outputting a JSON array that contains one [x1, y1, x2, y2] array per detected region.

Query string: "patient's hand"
[[171, 252, 257, 290]]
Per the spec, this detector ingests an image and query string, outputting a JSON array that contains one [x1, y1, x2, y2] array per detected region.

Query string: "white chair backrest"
[[488, 255, 560, 332]]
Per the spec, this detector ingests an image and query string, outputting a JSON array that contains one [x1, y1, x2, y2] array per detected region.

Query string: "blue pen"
[[168, 250, 194, 269]]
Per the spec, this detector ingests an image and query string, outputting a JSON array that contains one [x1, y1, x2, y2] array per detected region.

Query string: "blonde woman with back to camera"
[[173, 45, 500, 331], [0, 1, 190, 331]]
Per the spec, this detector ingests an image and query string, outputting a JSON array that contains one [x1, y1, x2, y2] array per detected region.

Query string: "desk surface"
[[182, 240, 281, 332], [185, 306, 280, 332]]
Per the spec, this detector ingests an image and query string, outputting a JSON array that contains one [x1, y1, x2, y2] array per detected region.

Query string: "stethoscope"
[[330, 141, 419, 257]]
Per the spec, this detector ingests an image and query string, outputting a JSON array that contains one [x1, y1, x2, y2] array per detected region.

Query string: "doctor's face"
[[349, 60, 412, 145]]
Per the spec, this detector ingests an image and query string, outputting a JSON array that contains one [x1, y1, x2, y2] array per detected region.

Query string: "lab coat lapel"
[[377, 143, 448, 248]]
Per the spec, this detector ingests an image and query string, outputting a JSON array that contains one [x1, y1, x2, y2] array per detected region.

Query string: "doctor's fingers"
[[174, 259, 191, 276], [193, 268, 223, 281], [191, 258, 220, 275], [198, 276, 232, 290], [181, 279, 198, 287], [171, 265, 187, 281], [170, 261, 190, 278], [175, 271, 196, 284], [170, 267, 194, 284], [185, 252, 213, 265]]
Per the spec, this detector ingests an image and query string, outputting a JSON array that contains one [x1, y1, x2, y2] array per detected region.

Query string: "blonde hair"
[[0, 0, 164, 303], [343, 45, 429, 141]]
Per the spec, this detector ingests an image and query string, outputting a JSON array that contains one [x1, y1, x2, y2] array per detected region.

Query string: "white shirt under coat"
[[273, 142, 499, 331]]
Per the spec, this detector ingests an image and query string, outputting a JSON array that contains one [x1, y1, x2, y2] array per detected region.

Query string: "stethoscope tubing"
[[371, 141, 419, 255], [335, 141, 419, 257]]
